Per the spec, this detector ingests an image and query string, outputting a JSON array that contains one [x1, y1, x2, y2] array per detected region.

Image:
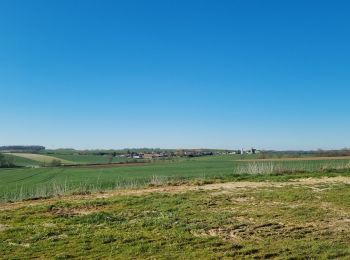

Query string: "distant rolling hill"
[[5, 153, 73, 165]]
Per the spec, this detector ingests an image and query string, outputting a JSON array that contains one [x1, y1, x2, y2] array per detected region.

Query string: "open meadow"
[[1, 155, 350, 202], [1, 155, 350, 259], [0, 175, 349, 259]]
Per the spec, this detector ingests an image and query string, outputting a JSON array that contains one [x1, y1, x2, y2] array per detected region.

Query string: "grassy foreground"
[[0, 179, 349, 259]]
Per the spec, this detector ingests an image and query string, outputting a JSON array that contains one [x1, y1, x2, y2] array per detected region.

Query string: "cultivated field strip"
[[1, 156, 350, 202], [5, 153, 73, 164]]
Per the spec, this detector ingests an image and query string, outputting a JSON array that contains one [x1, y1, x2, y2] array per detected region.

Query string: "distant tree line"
[[43, 148, 176, 156], [315, 149, 350, 157], [0, 146, 45, 153], [257, 149, 350, 159]]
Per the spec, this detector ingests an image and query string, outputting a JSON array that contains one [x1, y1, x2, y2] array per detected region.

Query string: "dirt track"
[[1, 176, 349, 211]]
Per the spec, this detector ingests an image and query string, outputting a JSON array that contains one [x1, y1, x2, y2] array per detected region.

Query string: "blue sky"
[[1, 0, 350, 150]]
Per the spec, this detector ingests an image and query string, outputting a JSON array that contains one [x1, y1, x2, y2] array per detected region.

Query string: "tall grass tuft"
[[234, 160, 350, 175], [235, 162, 277, 175]]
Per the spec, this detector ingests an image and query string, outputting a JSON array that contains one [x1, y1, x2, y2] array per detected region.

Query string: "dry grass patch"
[[238, 156, 350, 162], [0, 224, 10, 232]]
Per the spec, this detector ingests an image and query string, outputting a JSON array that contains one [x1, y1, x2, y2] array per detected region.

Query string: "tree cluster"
[[0, 146, 45, 152], [0, 153, 15, 168]]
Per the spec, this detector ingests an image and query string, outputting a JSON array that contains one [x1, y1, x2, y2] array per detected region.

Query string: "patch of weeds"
[[291, 206, 326, 221], [71, 190, 91, 196], [82, 199, 111, 207], [263, 252, 279, 258], [101, 234, 117, 244], [55, 253, 75, 260], [241, 247, 260, 256], [31, 229, 62, 242], [74, 211, 125, 224], [255, 187, 317, 202], [82, 243, 92, 251], [192, 179, 216, 186]]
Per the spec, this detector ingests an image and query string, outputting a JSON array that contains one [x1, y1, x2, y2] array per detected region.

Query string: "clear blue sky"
[[1, 0, 349, 150]]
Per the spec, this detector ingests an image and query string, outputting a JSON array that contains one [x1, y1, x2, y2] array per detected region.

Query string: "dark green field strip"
[[1, 171, 43, 184], [0, 168, 53, 184], [0, 157, 347, 188], [0, 160, 224, 185], [38, 169, 65, 183], [52, 154, 130, 164], [0, 159, 235, 201], [4, 154, 39, 166]]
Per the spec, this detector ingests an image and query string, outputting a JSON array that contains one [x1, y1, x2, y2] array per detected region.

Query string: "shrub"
[[49, 159, 62, 167], [0, 153, 16, 168]]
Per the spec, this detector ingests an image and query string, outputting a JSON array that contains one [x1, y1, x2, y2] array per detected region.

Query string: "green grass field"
[[3, 154, 39, 167], [1, 155, 350, 202], [52, 154, 132, 164], [1, 155, 350, 258], [0, 180, 349, 259], [5, 153, 72, 165]]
